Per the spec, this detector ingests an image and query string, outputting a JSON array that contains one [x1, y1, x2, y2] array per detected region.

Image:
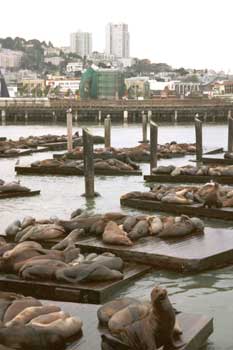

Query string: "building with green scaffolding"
[[80, 67, 125, 99]]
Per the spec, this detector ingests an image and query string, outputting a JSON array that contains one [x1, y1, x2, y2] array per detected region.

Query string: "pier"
[[0, 98, 232, 122]]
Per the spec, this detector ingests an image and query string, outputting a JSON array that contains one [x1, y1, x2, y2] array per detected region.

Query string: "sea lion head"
[[150, 286, 168, 306]]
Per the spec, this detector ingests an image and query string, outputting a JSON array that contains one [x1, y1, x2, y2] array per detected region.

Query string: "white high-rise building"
[[105, 23, 130, 58], [70, 31, 92, 57]]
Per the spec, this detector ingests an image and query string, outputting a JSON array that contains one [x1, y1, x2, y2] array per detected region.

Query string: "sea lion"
[[70, 208, 83, 219], [56, 215, 103, 233], [113, 286, 181, 350], [103, 212, 127, 224], [32, 316, 83, 339], [51, 229, 85, 250], [5, 305, 61, 327], [0, 325, 66, 350], [3, 297, 42, 323], [19, 259, 68, 280], [122, 216, 137, 233], [97, 298, 140, 326], [128, 220, 149, 241], [108, 303, 151, 334], [56, 262, 123, 283], [200, 182, 222, 208], [18, 224, 66, 242], [0, 183, 30, 193], [29, 310, 68, 325], [148, 216, 163, 235], [103, 221, 133, 246], [152, 165, 175, 174], [5, 220, 21, 238], [21, 216, 36, 230], [158, 215, 194, 238]]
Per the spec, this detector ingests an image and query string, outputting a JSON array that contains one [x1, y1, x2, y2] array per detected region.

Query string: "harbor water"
[[0, 121, 232, 349]]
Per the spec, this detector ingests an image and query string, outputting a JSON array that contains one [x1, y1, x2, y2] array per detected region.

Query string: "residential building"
[[105, 23, 130, 58], [44, 47, 61, 57], [46, 77, 80, 94], [66, 61, 83, 74], [44, 56, 64, 66], [0, 48, 23, 69], [70, 31, 92, 57]]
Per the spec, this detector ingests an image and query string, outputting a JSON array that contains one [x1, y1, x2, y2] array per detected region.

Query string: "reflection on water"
[[0, 121, 231, 349]]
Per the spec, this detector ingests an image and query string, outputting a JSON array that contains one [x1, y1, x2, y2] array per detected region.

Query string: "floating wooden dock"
[[0, 263, 150, 304], [77, 226, 233, 272], [15, 165, 142, 176], [0, 190, 40, 199], [55, 302, 213, 350], [202, 154, 233, 165], [120, 197, 233, 220], [144, 173, 233, 184], [0, 149, 32, 158]]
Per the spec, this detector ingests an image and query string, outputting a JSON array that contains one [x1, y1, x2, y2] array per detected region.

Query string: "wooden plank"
[[203, 147, 224, 155], [144, 174, 233, 184], [202, 155, 233, 165], [77, 225, 233, 272], [53, 302, 213, 350], [0, 149, 32, 158], [120, 197, 233, 220], [15, 165, 142, 176], [0, 263, 150, 304], [0, 190, 40, 199]]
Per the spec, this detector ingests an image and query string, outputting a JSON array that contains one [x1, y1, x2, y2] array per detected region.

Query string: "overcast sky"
[[1, 0, 233, 71]]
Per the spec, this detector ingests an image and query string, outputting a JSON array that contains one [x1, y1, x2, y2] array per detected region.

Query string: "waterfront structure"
[[105, 23, 130, 58], [0, 48, 23, 69], [70, 31, 92, 57], [125, 77, 150, 99], [80, 67, 125, 99], [0, 71, 9, 97], [175, 82, 201, 97]]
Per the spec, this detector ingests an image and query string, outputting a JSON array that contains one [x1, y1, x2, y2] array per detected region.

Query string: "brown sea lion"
[[21, 216, 36, 229], [56, 261, 123, 283], [19, 259, 68, 280], [0, 325, 66, 350], [158, 215, 195, 238], [3, 297, 42, 323], [31, 316, 83, 339], [97, 298, 140, 326], [5, 220, 21, 238], [148, 216, 163, 235], [122, 216, 137, 233], [5, 305, 61, 327], [51, 229, 85, 250], [114, 286, 182, 350], [18, 224, 66, 242], [128, 220, 149, 241], [199, 182, 222, 208], [29, 310, 68, 325], [103, 221, 133, 246]]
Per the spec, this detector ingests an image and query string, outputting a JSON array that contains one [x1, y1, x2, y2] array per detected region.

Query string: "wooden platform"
[[57, 303, 213, 350], [120, 197, 233, 220], [144, 173, 233, 184], [202, 154, 233, 165], [0, 263, 150, 304], [15, 165, 142, 176], [0, 149, 32, 158], [0, 190, 40, 199], [77, 226, 233, 272]]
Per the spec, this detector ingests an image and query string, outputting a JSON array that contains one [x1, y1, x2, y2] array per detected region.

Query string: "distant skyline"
[[1, 0, 233, 72]]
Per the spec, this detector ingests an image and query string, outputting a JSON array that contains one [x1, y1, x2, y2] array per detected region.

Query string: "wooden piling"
[[142, 114, 148, 143], [228, 115, 233, 152], [83, 128, 95, 198], [195, 118, 203, 163], [104, 115, 111, 148], [66, 109, 73, 152], [150, 121, 158, 174]]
